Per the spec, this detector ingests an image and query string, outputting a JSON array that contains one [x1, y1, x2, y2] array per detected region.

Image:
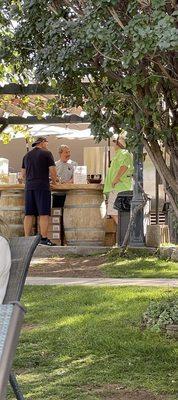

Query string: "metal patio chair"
[[0, 302, 26, 400], [3, 235, 41, 400]]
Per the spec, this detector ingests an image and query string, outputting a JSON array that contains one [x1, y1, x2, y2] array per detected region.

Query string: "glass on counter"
[[0, 173, 9, 184], [9, 173, 18, 184], [0, 158, 9, 184]]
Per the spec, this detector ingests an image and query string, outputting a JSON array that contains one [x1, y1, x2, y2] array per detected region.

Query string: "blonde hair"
[[58, 144, 69, 154], [0, 218, 10, 241]]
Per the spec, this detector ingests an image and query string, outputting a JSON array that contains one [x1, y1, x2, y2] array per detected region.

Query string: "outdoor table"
[[0, 302, 25, 399]]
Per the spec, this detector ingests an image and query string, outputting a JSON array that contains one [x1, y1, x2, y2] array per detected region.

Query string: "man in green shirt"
[[103, 136, 133, 224]]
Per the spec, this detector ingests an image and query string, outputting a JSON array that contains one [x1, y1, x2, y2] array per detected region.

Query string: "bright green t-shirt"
[[103, 148, 133, 194]]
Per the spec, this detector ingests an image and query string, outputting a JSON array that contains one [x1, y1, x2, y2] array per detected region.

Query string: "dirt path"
[[30, 254, 108, 278], [80, 384, 172, 400]]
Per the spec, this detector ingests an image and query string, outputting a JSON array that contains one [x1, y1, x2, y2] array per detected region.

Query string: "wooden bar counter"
[[0, 184, 106, 246]]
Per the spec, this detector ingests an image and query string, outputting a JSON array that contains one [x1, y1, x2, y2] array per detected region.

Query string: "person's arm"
[[21, 168, 26, 182], [48, 152, 59, 184], [21, 156, 26, 182], [112, 165, 128, 188], [49, 165, 58, 184]]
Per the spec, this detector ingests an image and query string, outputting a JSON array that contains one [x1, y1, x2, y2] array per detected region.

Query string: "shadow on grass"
[[8, 286, 178, 400]]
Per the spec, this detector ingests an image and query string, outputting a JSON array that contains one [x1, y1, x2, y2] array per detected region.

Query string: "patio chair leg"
[[9, 372, 25, 400]]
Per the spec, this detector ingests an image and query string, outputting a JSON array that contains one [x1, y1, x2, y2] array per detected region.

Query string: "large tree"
[[1, 0, 178, 220]]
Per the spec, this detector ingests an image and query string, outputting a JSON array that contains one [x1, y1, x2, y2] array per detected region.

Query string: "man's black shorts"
[[25, 190, 51, 216]]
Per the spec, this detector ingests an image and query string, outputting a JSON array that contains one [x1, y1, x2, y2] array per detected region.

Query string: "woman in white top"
[[55, 145, 78, 183], [0, 218, 11, 304]]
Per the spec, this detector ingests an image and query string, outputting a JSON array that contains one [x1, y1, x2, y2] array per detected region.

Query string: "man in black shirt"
[[21, 136, 58, 246]]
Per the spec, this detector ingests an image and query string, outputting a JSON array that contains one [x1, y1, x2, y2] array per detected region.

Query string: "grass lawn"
[[8, 286, 178, 399], [102, 249, 178, 278]]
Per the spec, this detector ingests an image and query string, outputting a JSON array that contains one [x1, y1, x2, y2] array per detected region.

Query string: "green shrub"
[[142, 297, 178, 332]]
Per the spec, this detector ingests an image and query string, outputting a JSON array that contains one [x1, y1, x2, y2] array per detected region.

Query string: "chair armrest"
[[0, 302, 26, 399]]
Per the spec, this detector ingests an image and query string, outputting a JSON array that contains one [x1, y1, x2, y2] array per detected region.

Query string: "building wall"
[[0, 135, 106, 172]]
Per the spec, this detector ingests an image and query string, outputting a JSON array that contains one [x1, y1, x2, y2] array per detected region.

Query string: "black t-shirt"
[[22, 147, 55, 190]]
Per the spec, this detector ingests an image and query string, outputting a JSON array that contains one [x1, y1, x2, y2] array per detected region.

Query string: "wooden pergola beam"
[[0, 84, 56, 95], [0, 122, 8, 133], [0, 83, 88, 95], [0, 115, 90, 125]]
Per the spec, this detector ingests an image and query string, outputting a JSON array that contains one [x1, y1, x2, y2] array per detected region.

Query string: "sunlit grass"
[[7, 286, 178, 399], [102, 250, 178, 278]]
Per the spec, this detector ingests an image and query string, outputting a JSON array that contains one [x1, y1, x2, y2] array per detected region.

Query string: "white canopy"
[[30, 124, 92, 139], [2, 123, 93, 140]]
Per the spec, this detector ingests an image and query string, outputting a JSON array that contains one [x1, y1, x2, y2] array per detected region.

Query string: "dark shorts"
[[25, 190, 51, 216]]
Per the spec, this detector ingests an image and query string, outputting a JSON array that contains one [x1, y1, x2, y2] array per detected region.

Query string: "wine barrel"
[[64, 189, 106, 246], [0, 190, 25, 237]]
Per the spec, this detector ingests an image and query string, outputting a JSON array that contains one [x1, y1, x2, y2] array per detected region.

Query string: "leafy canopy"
[[1, 0, 178, 215]]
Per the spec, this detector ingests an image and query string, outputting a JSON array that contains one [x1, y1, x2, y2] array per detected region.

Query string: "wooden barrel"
[[63, 189, 106, 246], [0, 190, 25, 237]]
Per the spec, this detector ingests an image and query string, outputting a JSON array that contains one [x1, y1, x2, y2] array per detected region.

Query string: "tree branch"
[[92, 43, 119, 62], [107, 7, 124, 29], [150, 57, 178, 88]]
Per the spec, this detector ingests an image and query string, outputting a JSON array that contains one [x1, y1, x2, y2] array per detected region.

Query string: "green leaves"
[[1, 0, 178, 207], [143, 296, 178, 332]]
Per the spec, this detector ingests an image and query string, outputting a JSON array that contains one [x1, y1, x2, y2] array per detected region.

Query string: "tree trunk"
[[143, 138, 178, 218]]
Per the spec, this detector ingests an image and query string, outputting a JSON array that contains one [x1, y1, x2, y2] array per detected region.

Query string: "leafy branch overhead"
[[0, 0, 178, 216]]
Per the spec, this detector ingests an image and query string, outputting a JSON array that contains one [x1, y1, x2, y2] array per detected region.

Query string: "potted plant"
[[142, 297, 178, 338]]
